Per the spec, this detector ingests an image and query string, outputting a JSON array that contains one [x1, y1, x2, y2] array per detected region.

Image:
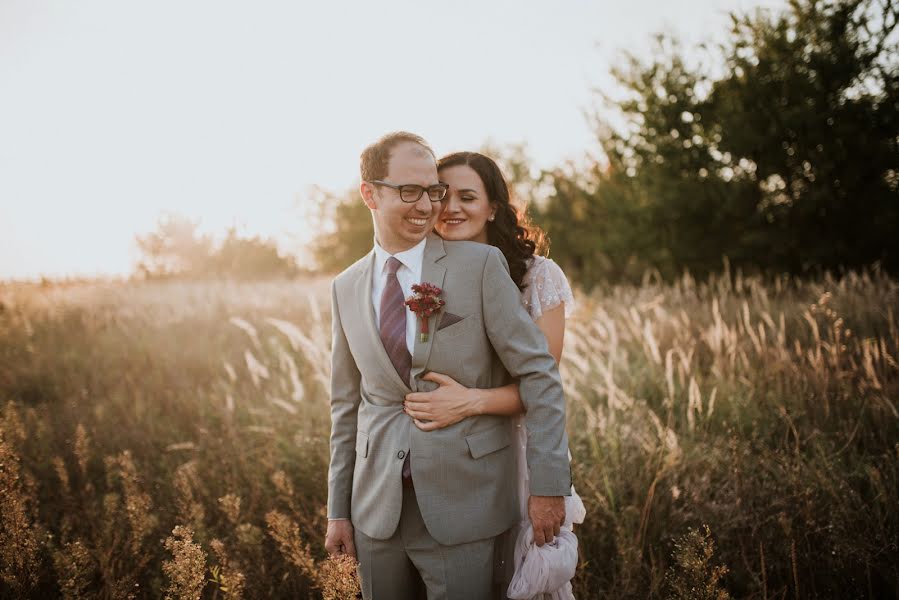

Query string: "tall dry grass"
[[0, 268, 896, 598], [561, 265, 898, 598]]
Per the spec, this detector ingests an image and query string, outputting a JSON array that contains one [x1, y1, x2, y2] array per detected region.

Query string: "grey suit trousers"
[[355, 483, 501, 600]]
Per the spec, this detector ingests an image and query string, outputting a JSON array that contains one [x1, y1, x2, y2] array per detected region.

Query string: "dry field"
[[1, 268, 897, 599]]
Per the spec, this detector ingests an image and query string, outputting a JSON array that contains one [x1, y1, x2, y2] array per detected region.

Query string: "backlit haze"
[[0, 0, 784, 280]]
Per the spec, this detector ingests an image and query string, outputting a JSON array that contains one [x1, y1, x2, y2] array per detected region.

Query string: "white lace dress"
[[508, 255, 586, 600]]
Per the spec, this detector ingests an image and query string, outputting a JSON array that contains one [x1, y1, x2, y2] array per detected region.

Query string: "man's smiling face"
[[363, 141, 441, 253]]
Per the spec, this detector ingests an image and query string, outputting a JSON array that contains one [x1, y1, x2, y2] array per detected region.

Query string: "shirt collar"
[[374, 236, 427, 276]]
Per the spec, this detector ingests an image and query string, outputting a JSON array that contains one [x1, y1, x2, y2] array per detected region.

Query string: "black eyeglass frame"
[[368, 180, 449, 203]]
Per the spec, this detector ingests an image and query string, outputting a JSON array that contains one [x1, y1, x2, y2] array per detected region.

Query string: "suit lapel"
[[356, 249, 412, 392], [410, 235, 447, 390]]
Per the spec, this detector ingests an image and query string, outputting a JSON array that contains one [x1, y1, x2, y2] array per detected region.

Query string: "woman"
[[403, 151, 583, 598]]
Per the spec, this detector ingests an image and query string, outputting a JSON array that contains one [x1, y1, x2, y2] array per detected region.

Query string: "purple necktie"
[[380, 257, 411, 387], [380, 257, 413, 480]]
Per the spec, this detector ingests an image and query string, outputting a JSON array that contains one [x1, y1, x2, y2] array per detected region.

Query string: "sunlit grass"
[[0, 268, 897, 598]]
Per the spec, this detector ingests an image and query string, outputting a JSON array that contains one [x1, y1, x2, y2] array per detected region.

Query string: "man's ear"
[[360, 181, 377, 210]]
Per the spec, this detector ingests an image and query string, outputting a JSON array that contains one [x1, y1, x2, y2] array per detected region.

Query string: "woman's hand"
[[404, 372, 480, 431]]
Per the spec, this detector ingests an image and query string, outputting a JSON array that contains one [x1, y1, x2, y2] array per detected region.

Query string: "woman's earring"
[[488, 214, 495, 222]]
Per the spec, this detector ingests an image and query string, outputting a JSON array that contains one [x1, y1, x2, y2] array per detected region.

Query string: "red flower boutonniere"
[[405, 283, 445, 343]]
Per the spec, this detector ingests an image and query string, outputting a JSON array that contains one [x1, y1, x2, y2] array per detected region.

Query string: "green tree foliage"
[[538, 0, 898, 289], [534, 161, 661, 286], [308, 186, 374, 273], [301, 1, 897, 287], [135, 214, 214, 277], [206, 228, 300, 279], [135, 214, 300, 279], [711, 0, 899, 272]]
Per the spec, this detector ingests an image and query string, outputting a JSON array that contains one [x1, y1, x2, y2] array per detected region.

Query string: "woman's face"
[[435, 165, 496, 244]]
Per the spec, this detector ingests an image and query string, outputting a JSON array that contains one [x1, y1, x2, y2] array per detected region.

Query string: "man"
[[324, 131, 570, 599]]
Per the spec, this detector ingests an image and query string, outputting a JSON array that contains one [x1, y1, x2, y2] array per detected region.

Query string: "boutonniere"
[[404, 283, 445, 343]]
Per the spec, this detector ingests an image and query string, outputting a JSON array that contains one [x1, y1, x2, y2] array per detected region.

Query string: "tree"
[[538, 0, 898, 288], [134, 214, 300, 279], [205, 228, 300, 279], [308, 186, 374, 273], [135, 214, 213, 278], [711, 0, 899, 272]]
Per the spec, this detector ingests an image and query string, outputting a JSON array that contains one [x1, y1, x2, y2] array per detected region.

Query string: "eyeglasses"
[[368, 180, 449, 203]]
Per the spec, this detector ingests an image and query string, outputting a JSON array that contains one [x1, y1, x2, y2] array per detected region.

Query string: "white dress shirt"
[[372, 237, 427, 356]]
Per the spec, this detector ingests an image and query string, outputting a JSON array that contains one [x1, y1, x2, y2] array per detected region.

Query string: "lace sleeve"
[[521, 257, 576, 321]]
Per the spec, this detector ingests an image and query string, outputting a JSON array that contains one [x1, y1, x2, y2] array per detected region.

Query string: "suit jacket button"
[[397, 450, 406, 459]]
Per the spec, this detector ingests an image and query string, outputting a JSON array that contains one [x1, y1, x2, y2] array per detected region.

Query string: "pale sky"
[[0, 0, 784, 280]]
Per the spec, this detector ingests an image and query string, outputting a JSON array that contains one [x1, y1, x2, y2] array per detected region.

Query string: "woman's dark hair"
[[437, 151, 546, 290]]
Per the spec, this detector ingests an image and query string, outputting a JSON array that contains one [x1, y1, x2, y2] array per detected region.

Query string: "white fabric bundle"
[[507, 488, 586, 600]]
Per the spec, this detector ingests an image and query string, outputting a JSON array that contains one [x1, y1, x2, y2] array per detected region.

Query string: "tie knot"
[[386, 257, 403, 275]]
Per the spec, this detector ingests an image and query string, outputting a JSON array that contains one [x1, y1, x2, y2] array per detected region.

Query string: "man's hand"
[[528, 495, 565, 547], [324, 519, 356, 558]]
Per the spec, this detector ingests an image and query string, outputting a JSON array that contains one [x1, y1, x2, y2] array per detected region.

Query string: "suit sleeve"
[[481, 248, 572, 496], [327, 279, 362, 519]]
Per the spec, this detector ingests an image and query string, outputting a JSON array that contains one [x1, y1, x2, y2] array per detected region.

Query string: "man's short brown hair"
[[360, 131, 435, 182]]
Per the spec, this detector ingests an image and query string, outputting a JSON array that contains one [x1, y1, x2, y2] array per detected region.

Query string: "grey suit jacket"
[[327, 234, 570, 546]]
